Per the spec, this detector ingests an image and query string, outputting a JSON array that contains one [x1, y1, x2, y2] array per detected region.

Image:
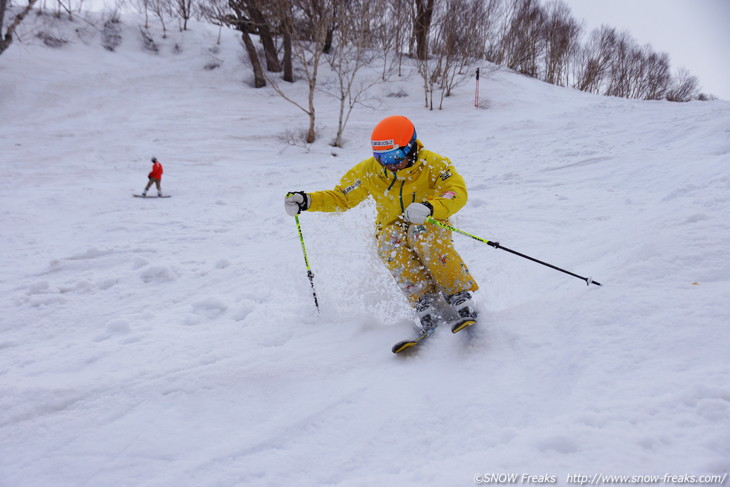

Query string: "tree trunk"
[[0, 0, 7, 39], [323, 24, 333, 54], [413, 0, 434, 61], [246, 0, 281, 72], [279, 1, 294, 81], [322, 2, 337, 54], [240, 22, 266, 88], [306, 69, 318, 143], [282, 28, 293, 81], [1, 0, 39, 55]]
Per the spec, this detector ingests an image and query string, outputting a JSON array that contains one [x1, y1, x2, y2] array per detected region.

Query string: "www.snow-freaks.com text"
[[473, 472, 728, 485]]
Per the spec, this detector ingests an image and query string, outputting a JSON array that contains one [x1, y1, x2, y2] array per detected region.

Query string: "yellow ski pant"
[[376, 221, 478, 304]]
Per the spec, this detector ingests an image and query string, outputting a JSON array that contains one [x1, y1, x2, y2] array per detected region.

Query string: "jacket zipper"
[[399, 180, 406, 213], [386, 170, 398, 191]]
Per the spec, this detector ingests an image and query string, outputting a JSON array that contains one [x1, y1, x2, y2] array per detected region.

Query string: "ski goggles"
[[374, 146, 410, 166], [372, 133, 417, 167]]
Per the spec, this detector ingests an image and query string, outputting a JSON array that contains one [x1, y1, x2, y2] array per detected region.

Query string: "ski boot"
[[446, 291, 477, 333], [415, 293, 439, 335]]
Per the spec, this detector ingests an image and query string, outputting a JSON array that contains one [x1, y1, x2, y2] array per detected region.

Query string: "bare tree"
[[266, 0, 335, 143], [624, 44, 644, 98], [574, 25, 616, 94], [275, 0, 293, 82], [54, 0, 75, 19], [197, 0, 225, 41], [135, 0, 151, 29], [321, 0, 335, 53], [224, 2, 267, 87], [666, 67, 699, 102], [501, 0, 545, 77], [416, 48, 439, 109], [417, 0, 489, 110], [173, 0, 193, 30], [373, 0, 410, 79], [541, 0, 580, 86], [437, 0, 488, 103], [481, 0, 506, 64], [488, 0, 512, 65], [1, 0, 40, 55], [325, 0, 388, 147], [149, 0, 171, 38], [604, 30, 636, 98], [643, 50, 671, 100], [413, 0, 434, 60], [202, 0, 294, 86], [243, 0, 281, 72]]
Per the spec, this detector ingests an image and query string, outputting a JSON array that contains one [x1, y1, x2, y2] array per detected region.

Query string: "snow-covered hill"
[[1, 11, 729, 487]]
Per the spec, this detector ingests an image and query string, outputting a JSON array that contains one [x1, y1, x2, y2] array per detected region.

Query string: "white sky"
[[560, 0, 730, 100]]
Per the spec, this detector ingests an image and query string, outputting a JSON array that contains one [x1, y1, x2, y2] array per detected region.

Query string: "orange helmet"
[[371, 115, 417, 167]]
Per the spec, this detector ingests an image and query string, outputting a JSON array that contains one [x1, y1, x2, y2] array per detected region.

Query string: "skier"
[[284, 115, 479, 334], [142, 156, 164, 197]]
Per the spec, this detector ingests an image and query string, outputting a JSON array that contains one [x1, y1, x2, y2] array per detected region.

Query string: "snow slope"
[[1, 11, 729, 487]]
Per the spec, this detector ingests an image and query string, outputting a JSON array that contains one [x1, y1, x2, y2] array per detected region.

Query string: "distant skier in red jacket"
[[142, 156, 164, 196]]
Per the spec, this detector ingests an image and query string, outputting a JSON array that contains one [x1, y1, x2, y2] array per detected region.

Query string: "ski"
[[133, 194, 171, 198], [392, 328, 435, 354], [451, 319, 477, 334], [392, 319, 478, 353]]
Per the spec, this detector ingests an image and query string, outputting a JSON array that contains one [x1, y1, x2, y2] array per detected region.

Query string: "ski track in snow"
[[1, 10, 730, 487]]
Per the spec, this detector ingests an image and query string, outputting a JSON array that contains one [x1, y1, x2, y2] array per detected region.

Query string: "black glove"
[[285, 191, 311, 216]]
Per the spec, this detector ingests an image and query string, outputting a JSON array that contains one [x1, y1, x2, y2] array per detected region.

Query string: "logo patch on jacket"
[[440, 191, 456, 200], [440, 169, 452, 181], [342, 180, 362, 194]]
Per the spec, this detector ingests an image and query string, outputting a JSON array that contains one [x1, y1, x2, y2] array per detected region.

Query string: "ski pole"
[[426, 217, 602, 287], [474, 68, 480, 108], [293, 213, 320, 312]]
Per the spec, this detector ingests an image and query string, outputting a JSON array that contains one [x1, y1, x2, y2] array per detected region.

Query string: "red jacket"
[[148, 161, 163, 179]]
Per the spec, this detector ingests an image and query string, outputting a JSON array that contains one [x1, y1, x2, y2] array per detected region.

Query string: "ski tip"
[[392, 328, 434, 353], [392, 341, 418, 354], [451, 320, 476, 334]]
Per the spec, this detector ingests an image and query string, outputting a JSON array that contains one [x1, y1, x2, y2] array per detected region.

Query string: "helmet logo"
[[372, 139, 395, 152]]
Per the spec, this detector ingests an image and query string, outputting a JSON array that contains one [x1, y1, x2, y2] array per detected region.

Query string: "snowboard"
[[133, 194, 171, 198]]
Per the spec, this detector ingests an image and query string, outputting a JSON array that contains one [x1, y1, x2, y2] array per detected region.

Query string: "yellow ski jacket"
[[307, 140, 468, 230]]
